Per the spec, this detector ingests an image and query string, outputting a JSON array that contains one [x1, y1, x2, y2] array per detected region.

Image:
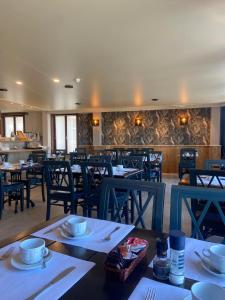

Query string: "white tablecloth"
[[33, 216, 134, 253], [129, 277, 190, 300], [0, 241, 95, 300]]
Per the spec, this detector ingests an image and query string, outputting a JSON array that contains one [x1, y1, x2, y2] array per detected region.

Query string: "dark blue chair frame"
[[89, 155, 112, 164], [70, 152, 87, 165], [204, 159, 225, 170], [99, 177, 166, 232], [43, 160, 84, 220], [170, 184, 225, 242], [80, 161, 113, 217], [179, 148, 197, 179], [189, 168, 225, 238]]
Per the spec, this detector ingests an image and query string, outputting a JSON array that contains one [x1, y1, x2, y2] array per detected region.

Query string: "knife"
[[27, 266, 76, 300]]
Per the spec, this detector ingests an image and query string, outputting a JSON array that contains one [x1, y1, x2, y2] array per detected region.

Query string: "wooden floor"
[[0, 174, 191, 243]]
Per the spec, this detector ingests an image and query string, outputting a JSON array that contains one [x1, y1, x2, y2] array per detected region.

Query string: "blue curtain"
[[221, 107, 225, 158]]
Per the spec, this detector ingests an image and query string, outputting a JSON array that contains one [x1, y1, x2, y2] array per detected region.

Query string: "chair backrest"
[[70, 152, 87, 165], [43, 160, 74, 194], [103, 149, 118, 165], [189, 168, 225, 189], [149, 151, 163, 163], [204, 159, 225, 170], [120, 155, 144, 169], [0, 153, 8, 163], [75, 148, 86, 154], [89, 155, 112, 163], [99, 177, 165, 231], [131, 148, 154, 155], [80, 161, 113, 197], [170, 185, 225, 241], [29, 151, 47, 163], [180, 148, 197, 162]]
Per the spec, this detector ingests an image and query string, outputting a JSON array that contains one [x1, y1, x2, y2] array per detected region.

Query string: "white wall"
[[25, 111, 43, 135], [210, 107, 221, 145]]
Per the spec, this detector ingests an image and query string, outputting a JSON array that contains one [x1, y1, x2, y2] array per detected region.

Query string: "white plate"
[[60, 227, 91, 240], [11, 251, 52, 271], [201, 260, 225, 278], [183, 295, 191, 300]]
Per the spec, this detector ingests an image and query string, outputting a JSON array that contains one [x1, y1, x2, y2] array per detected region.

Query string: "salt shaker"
[[169, 230, 185, 285]]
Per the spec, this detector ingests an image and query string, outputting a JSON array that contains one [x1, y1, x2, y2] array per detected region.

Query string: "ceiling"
[[1, 0, 225, 112]]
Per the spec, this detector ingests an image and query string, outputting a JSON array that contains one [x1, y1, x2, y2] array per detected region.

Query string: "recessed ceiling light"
[[65, 84, 73, 89], [16, 81, 23, 85], [75, 78, 81, 83], [152, 98, 159, 102], [53, 78, 60, 83], [10, 102, 14, 105]]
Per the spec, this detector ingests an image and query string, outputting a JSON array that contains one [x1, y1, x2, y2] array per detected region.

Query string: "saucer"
[[11, 251, 52, 270], [183, 295, 191, 300], [60, 227, 91, 240], [200, 259, 225, 278]]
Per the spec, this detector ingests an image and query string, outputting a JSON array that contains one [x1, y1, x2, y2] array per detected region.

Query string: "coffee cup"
[[191, 282, 225, 300], [116, 165, 123, 171], [63, 217, 87, 236], [19, 238, 48, 265], [202, 244, 225, 273]]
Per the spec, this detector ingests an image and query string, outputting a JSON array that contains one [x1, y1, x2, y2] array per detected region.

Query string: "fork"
[[0, 247, 15, 260], [103, 226, 120, 241], [145, 288, 156, 300]]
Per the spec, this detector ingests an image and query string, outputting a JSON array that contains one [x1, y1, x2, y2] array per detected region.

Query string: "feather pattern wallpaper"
[[102, 108, 210, 145], [77, 113, 93, 145]]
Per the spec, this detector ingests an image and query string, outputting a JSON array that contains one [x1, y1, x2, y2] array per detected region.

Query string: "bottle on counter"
[[153, 237, 170, 281], [169, 230, 185, 285]]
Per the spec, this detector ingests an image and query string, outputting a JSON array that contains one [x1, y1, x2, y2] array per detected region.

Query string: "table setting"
[[32, 215, 135, 253], [0, 238, 95, 300]]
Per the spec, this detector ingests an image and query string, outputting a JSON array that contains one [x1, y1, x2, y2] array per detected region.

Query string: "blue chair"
[[0, 173, 24, 218], [204, 159, 225, 170], [80, 161, 113, 217], [98, 177, 166, 232], [89, 155, 112, 164], [178, 148, 197, 179], [170, 185, 225, 242], [43, 160, 84, 220], [69, 152, 87, 165]]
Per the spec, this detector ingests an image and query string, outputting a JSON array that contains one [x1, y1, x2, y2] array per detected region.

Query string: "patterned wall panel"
[[77, 113, 93, 145], [102, 108, 210, 145]]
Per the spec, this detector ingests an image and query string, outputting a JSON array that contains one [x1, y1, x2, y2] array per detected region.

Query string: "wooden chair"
[[80, 161, 113, 217], [170, 185, 225, 243], [98, 177, 166, 231], [43, 160, 84, 220], [178, 148, 197, 179], [189, 168, 225, 239], [0, 173, 24, 218]]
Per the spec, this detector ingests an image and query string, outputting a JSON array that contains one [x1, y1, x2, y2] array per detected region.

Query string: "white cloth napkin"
[[33, 216, 134, 253], [128, 277, 190, 300], [149, 237, 225, 287], [0, 241, 95, 300]]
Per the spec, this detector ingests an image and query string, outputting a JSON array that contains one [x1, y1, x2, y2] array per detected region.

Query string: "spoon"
[[194, 251, 225, 276]]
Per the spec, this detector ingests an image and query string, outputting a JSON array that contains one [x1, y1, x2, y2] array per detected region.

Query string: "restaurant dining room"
[[0, 1, 225, 299]]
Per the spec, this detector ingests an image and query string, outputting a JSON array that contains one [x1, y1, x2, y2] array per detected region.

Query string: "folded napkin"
[[0, 241, 95, 300], [129, 277, 190, 300], [33, 216, 134, 253]]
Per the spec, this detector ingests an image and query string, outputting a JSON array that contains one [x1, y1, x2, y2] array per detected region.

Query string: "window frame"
[[2, 113, 26, 137], [51, 113, 77, 154]]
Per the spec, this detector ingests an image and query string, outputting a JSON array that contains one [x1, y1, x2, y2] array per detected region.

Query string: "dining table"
[[1, 214, 222, 300]]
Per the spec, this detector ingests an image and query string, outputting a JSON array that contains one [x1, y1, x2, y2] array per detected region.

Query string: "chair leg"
[[26, 182, 30, 209], [46, 199, 51, 220], [20, 189, 24, 212], [41, 177, 46, 202]]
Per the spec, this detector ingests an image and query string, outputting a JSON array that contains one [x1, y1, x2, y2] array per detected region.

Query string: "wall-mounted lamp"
[[179, 115, 189, 126], [92, 119, 100, 126], [135, 117, 142, 126]]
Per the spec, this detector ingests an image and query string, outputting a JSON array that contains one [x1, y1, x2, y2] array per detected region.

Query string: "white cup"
[[19, 238, 48, 265], [202, 244, 225, 273], [63, 217, 87, 236], [191, 282, 225, 300], [116, 165, 124, 171]]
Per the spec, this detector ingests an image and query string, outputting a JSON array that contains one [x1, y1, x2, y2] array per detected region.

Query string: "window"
[[3, 114, 25, 137], [53, 114, 77, 153]]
